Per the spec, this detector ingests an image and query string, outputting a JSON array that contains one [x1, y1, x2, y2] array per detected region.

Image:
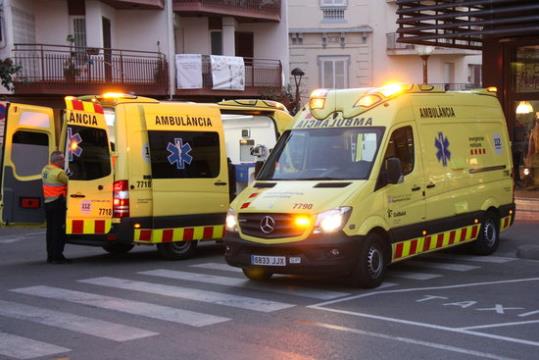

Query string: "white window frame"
[[70, 16, 87, 48], [318, 55, 350, 89], [320, 0, 347, 7]]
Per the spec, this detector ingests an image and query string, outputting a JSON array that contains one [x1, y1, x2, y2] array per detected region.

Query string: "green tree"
[[0, 58, 21, 91]]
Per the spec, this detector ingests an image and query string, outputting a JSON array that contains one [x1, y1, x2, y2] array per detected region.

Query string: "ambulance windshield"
[[258, 127, 384, 181]]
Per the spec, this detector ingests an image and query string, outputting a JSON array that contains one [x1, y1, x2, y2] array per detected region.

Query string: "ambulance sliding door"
[[144, 104, 228, 233], [0, 102, 55, 224], [63, 99, 113, 235]]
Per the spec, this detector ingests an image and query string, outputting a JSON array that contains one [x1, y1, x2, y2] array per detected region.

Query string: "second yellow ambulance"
[[224, 84, 515, 287]]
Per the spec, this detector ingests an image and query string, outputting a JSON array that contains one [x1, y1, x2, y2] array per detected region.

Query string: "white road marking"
[[460, 320, 539, 330], [0, 331, 70, 359], [313, 322, 515, 360], [11, 285, 230, 327], [424, 253, 515, 264], [0, 231, 45, 244], [79, 276, 294, 312], [309, 277, 539, 348], [190, 262, 243, 273], [0, 300, 157, 341], [140, 269, 350, 300], [389, 271, 442, 281], [404, 260, 479, 272]]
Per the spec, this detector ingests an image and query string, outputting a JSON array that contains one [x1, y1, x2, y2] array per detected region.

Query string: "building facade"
[[0, 0, 289, 103], [288, 0, 482, 104]]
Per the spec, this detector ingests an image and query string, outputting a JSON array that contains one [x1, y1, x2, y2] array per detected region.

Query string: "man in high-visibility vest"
[[41, 151, 70, 264]]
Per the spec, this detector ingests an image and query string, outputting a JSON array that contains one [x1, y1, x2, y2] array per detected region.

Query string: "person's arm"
[[57, 171, 68, 185]]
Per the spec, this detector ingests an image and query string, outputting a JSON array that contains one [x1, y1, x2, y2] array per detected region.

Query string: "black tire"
[[242, 267, 273, 281], [469, 213, 499, 255], [102, 242, 134, 255], [350, 233, 387, 289], [156, 241, 198, 260]]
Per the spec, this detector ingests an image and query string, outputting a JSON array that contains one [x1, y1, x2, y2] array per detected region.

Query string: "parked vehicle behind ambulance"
[[0, 94, 293, 259], [224, 84, 516, 287]]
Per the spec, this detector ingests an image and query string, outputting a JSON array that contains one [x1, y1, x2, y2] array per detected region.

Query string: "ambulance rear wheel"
[[157, 241, 198, 260], [242, 267, 273, 281], [351, 233, 387, 289], [102, 243, 134, 255], [470, 213, 500, 255]]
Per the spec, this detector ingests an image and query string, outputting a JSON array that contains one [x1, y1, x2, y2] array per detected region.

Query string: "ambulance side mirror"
[[386, 157, 403, 185]]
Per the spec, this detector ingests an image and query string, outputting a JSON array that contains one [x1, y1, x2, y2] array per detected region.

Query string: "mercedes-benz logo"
[[260, 216, 276, 234]]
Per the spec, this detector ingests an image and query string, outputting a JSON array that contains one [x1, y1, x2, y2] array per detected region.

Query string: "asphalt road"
[[0, 222, 537, 360]]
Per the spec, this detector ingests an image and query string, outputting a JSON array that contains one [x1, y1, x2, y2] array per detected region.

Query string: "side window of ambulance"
[[148, 131, 220, 179], [383, 126, 414, 175], [11, 131, 49, 177], [67, 126, 111, 181]]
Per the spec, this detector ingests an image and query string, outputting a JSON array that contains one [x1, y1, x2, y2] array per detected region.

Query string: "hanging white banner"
[[175, 54, 203, 89], [210, 55, 245, 91]]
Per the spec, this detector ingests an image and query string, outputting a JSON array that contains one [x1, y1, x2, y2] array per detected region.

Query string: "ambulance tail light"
[[113, 180, 129, 218]]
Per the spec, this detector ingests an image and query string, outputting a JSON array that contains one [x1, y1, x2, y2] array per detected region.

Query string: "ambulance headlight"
[[314, 207, 352, 234], [226, 208, 239, 233]]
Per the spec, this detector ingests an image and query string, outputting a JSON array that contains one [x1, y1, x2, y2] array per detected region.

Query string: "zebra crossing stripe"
[[0, 300, 157, 341], [404, 260, 479, 272], [140, 269, 350, 300], [0, 331, 70, 359], [389, 271, 442, 281], [78, 277, 295, 312], [190, 262, 243, 273], [11, 286, 230, 327]]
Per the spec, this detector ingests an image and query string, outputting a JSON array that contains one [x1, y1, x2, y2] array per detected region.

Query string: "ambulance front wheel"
[[470, 213, 500, 255], [102, 242, 134, 255], [156, 240, 198, 260], [242, 267, 273, 281], [350, 233, 387, 289]]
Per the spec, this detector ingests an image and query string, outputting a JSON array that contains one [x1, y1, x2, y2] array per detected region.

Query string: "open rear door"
[[0, 102, 56, 224], [63, 99, 113, 236]]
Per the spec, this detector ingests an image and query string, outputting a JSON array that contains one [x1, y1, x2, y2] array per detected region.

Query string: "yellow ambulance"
[[0, 95, 292, 259], [224, 84, 516, 288]]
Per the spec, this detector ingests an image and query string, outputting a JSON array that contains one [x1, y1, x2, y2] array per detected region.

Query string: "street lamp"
[[291, 67, 305, 113], [416, 45, 434, 84]]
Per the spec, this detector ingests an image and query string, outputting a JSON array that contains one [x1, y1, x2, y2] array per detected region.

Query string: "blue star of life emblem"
[[167, 138, 193, 170], [67, 127, 83, 161], [435, 132, 451, 167]]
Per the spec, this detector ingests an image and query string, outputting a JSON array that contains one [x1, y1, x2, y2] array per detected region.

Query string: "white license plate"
[[251, 255, 286, 266]]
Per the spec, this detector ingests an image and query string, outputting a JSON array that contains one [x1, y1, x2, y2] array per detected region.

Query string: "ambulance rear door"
[[63, 99, 113, 236], [144, 103, 228, 235], [0, 102, 56, 224]]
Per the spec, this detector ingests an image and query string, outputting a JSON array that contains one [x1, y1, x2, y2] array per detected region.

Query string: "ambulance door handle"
[[70, 194, 85, 198], [426, 183, 436, 189], [98, 185, 103, 190], [411, 185, 421, 192], [214, 181, 227, 186]]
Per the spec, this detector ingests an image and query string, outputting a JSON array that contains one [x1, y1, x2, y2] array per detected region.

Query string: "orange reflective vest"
[[41, 164, 67, 203]]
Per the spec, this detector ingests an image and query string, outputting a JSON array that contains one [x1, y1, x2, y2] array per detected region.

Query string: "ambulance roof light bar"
[[309, 89, 329, 110]]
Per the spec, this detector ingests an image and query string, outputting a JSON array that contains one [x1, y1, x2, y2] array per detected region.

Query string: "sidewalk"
[[514, 190, 539, 222]]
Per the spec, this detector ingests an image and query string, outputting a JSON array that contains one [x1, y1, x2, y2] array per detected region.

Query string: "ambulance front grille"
[[238, 213, 304, 239]]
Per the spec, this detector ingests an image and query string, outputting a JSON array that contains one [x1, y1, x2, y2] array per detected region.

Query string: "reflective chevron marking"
[[0, 300, 157, 341], [0, 331, 70, 359], [140, 269, 350, 300], [11, 285, 230, 327], [78, 277, 294, 312]]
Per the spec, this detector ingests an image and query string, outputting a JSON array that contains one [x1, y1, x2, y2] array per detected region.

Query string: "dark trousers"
[[45, 197, 66, 260]]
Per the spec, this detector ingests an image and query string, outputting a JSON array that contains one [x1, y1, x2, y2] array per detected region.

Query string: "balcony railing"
[[387, 32, 415, 51], [12, 43, 168, 96], [175, 55, 282, 97], [173, 0, 281, 22]]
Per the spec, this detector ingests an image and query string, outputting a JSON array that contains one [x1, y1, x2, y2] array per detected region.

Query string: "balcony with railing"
[[12, 44, 168, 96], [173, 0, 281, 22], [386, 32, 481, 56], [175, 55, 282, 97]]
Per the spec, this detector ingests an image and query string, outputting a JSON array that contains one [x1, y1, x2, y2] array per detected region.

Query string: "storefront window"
[[512, 46, 539, 93], [514, 101, 539, 190]]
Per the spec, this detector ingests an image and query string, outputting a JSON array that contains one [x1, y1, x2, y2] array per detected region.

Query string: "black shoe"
[[46, 257, 53, 263]]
